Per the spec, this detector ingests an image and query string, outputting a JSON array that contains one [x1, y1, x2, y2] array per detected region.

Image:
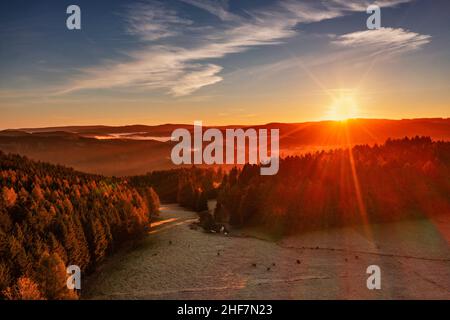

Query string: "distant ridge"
[[1, 118, 449, 176]]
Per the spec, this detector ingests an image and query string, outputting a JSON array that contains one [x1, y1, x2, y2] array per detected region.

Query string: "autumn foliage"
[[0, 152, 160, 299], [130, 167, 222, 212], [1, 136, 449, 299], [215, 137, 450, 233]]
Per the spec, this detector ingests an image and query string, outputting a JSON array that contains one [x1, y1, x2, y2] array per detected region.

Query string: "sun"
[[326, 94, 360, 122]]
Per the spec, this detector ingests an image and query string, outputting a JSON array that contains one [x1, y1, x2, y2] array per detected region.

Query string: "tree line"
[[0, 152, 160, 299], [129, 167, 223, 212], [2, 136, 448, 299], [0, 153, 223, 299], [215, 137, 450, 234]]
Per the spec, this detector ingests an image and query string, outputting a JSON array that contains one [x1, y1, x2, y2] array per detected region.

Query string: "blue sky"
[[0, 0, 449, 128]]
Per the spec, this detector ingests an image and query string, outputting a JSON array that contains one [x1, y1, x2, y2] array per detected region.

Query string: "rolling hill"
[[0, 118, 449, 176]]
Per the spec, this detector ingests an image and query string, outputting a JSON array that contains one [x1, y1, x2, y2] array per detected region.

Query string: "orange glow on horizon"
[[325, 92, 360, 122]]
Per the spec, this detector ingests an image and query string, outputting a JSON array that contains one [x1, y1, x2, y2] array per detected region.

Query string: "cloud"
[[60, 46, 222, 96], [61, 1, 301, 96], [279, 0, 414, 23], [60, 0, 423, 97], [328, 0, 413, 11], [170, 64, 223, 96], [179, 0, 237, 22], [332, 27, 431, 56], [124, 1, 193, 41]]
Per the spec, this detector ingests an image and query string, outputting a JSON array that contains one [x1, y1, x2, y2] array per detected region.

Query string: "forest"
[[1, 136, 449, 300], [0, 152, 222, 300], [129, 167, 222, 212], [215, 137, 450, 234], [0, 152, 160, 300]]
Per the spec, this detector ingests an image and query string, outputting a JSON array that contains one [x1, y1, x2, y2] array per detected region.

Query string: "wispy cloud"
[[332, 27, 431, 56], [279, 0, 413, 23], [169, 64, 223, 96], [329, 0, 413, 11], [179, 0, 237, 22], [60, 0, 423, 97], [124, 1, 193, 41], [61, 47, 221, 96]]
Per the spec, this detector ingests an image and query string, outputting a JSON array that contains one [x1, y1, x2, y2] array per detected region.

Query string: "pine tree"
[[146, 187, 160, 217], [3, 276, 44, 300], [34, 252, 77, 300], [2, 187, 17, 208]]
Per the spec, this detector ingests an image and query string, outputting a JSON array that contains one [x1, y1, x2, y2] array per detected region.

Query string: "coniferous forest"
[[1, 137, 449, 299], [129, 167, 222, 212], [215, 137, 450, 233], [0, 151, 222, 300], [0, 152, 160, 299]]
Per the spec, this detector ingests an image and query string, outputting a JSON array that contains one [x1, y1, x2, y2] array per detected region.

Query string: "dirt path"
[[84, 204, 450, 299]]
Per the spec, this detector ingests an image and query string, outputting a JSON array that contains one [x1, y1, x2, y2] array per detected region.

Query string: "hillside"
[[0, 118, 449, 176], [215, 136, 450, 233], [0, 152, 160, 299]]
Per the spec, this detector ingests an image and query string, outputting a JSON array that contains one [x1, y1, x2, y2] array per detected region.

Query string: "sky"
[[0, 0, 449, 129]]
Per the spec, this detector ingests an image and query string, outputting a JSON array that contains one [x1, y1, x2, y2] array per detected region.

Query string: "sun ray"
[[343, 123, 374, 242], [326, 92, 360, 122]]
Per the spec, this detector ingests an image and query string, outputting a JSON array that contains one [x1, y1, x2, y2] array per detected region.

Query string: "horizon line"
[[2, 117, 449, 131]]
